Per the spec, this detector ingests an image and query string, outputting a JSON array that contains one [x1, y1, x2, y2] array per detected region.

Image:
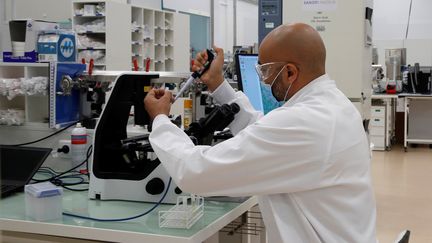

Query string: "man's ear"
[[284, 63, 299, 84]]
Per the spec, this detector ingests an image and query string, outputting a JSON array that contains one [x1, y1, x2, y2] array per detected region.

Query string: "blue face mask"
[[260, 83, 285, 113], [259, 66, 292, 113]]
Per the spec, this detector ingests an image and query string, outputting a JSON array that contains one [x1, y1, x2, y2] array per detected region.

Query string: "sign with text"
[[303, 0, 337, 11]]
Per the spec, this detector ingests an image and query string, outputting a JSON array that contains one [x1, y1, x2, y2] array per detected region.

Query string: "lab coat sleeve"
[[149, 110, 325, 197], [210, 80, 262, 135]]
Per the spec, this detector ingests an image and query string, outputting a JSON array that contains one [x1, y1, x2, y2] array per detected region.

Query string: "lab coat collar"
[[283, 73, 333, 107]]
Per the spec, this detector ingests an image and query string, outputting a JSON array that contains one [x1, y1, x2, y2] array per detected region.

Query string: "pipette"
[[174, 49, 215, 101]]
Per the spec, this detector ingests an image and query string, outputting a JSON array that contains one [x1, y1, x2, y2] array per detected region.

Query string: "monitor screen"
[[0, 146, 52, 183], [235, 54, 280, 114]]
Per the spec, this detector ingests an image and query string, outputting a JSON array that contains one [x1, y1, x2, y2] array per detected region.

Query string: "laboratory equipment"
[[258, 0, 283, 44], [25, 182, 63, 221], [404, 64, 431, 94], [71, 122, 88, 168], [84, 71, 239, 203], [371, 64, 385, 93], [159, 195, 204, 229], [385, 48, 406, 93], [385, 48, 406, 82], [88, 72, 187, 203], [186, 103, 240, 145], [174, 49, 215, 101]]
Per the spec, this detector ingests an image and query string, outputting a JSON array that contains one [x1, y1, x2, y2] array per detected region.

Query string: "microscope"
[[87, 72, 239, 203]]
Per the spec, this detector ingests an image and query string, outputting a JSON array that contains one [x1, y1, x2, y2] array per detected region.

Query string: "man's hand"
[[192, 46, 224, 92], [144, 88, 173, 120]]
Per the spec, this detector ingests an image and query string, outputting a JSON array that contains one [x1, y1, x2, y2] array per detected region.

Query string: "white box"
[[25, 182, 63, 221], [3, 20, 59, 62]]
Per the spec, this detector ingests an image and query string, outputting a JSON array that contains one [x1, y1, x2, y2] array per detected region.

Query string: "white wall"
[[373, 0, 432, 67], [129, 0, 161, 9], [236, 1, 258, 47], [163, 0, 210, 16], [0, 0, 5, 61], [13, 0, 72, 22], [213, 0, 258, 53], [374, 0, 432, 40], [373, 0, 410, 40], [213, 0, 234, 52]]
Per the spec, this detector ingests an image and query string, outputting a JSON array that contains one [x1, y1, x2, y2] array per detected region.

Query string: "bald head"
[[259, 23, 326, 80]]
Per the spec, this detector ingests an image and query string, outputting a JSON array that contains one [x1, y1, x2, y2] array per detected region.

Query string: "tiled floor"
[[372, 145, 432, 243]]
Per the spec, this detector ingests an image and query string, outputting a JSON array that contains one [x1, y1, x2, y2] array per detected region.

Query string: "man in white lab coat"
[[144, 23, 376, 242]]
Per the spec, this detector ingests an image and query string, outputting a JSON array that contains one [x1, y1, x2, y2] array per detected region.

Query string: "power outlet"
[[58, 139, 71, 159]]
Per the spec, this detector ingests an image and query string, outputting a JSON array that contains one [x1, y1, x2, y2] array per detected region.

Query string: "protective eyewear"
[[255, 62, 287, 82]]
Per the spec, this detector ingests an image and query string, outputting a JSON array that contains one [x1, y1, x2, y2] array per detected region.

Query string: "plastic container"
[[159, 195, 204, 229], [71, 123, 87, 168], [25, 182, 63, 221], [183, 99, 193, 129]]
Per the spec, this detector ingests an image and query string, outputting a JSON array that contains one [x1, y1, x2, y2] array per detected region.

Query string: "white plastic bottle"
[[71, 123, 87, 168]]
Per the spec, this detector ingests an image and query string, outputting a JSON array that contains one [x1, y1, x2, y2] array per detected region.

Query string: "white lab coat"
[[149, 74, 377, 243]]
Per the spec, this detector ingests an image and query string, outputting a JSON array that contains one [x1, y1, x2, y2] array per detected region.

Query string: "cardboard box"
[[37, 33, 77, 62], [3, 20, 59, 62]]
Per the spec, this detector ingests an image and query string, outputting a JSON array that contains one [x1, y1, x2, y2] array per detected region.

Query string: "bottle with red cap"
[[71, 123, 87, 168]]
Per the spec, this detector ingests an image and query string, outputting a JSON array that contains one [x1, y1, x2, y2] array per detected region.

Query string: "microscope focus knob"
[[174, 187, 183, 194], [146, 178, 165, 195]]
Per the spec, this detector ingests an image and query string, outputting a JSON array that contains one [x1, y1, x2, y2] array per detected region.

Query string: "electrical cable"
[[61, 186, 89, 192], [33, 141, 93, 192], [32, 145, 93, 184], [62, 177, 172, 222], [3, 122, 78, 147], [17, 118, 170, 221], [405, 0, 413, 39]]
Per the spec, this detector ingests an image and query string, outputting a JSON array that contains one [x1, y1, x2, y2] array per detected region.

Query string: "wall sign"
[[303, 0, 337, 12]]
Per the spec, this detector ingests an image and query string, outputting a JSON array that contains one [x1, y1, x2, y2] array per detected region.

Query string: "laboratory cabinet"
[[72, 0, 131, 71], [72, 0, 190, 72], [130, 6, 189, 71], [0, 63, 51, 126], [370, 105, 386, 150]]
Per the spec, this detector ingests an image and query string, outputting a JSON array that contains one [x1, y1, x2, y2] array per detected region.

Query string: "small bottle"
[[71, 123, 87, 168], [183, 99, 193, 129]]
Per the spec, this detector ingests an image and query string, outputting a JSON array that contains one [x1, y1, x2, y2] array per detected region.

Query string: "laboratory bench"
[[371, 93, 432, 151], [0, 190, 258, 243]]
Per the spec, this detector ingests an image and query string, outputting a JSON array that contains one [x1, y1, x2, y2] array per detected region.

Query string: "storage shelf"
[[76, 31, 106, 34], [78, 47, 106, 50], [73, 0, 131, 71], [0, 64, 52, 126], [74, 14, 105, 17], [73, 1, 189, 71], [0, 62, 49, 67], [128, 6, 186, 71]]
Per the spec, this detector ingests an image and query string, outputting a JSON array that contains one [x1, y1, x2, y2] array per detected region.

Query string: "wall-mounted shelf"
[[0, 63, 51, 125], [130, 6, 190, 71], [73, 0, 130, 71], [73, 1, 189, 71]]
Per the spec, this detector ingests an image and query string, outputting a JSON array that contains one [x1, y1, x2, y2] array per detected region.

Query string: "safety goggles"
[[255, 62, 288, 82]]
